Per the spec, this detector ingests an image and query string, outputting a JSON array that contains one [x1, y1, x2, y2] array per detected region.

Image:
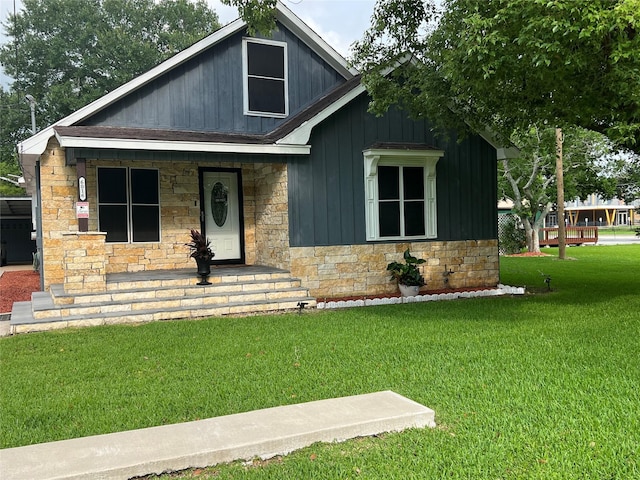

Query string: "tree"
[[351, 0, 640, 154], [0, 0, 220, 126], [500, 127, 619, 252]]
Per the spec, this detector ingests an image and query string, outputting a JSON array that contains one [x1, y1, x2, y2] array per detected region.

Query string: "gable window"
[[363, 148, 444, 241], [97, 167, 160, 243], [243, 38, 288, 117]]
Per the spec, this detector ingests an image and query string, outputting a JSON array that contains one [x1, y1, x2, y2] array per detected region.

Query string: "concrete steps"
[[0, 391, 436, 480], [10, 266, 315, 334]]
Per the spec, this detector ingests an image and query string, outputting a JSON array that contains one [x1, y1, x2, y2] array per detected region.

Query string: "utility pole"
[[555, 127, 566, 260], [25, 94, 37, 134]]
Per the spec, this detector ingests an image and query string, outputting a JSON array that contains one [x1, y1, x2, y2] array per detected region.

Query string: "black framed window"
[[377, 165, 426, 238], [243, 39, 288, 117], [98, 167, 160, 243]]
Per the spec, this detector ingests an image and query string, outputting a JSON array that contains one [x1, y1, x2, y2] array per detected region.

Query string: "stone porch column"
[[62, 232, 107, 294]]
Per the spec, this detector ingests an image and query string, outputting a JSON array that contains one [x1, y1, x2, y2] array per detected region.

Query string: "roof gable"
[[18, 1, 357, 158], [50, 75, 365, 156], [81, 25, 347, 135]]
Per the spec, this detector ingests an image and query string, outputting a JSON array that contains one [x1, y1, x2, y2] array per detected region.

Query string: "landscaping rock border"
[[317, 285, 525, 309]]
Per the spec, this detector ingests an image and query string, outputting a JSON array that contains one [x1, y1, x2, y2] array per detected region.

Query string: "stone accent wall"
[[290, 240, 500, 299], [62, 232, 107, 294], [253, 163, 290, 270]]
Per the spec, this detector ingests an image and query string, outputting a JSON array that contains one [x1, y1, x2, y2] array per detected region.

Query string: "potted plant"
[[387, 248, 426, 296], [185, 229, 214, 285]]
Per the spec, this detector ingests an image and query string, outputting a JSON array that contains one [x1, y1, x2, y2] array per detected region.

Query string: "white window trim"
[[363, 148, 444, 241], [242, 37, 289, 118], [97, 166, 161, 244]]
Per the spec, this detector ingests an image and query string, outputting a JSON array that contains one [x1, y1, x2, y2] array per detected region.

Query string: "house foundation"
[[290, 240, 500, 299]]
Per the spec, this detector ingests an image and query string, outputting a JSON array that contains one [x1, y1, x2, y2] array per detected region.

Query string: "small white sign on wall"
[[78, 176, 87, 201], [76, 202, 89, 219]]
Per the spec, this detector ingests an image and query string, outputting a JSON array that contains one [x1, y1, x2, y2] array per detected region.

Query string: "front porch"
[[9, 265, 315, 334]]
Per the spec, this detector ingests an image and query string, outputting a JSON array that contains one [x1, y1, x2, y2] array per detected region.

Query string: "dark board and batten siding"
[[83, 25, 345, 135], [288, 93, 498, 247]]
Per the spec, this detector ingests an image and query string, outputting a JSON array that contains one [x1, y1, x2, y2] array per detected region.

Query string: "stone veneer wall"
[[38, 139, 276, 290], [289, 240, 500, 299], [253, 163, 289, 270], [62, 232, 107, 294]]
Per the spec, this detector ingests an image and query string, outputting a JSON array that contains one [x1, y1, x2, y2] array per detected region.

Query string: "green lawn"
[[597, 226, 638, 237], [1, 245, 639, 479]]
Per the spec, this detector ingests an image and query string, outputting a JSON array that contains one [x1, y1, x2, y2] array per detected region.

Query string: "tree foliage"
[[0, 0, 220, 126], [351, 0, 640, 153], [220, 0, 277, 36], [615, 155, 640, 202], [0, 87, 29, 195]]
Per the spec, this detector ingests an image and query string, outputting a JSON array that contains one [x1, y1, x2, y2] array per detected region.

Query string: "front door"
[[200, 168, 244, 263]]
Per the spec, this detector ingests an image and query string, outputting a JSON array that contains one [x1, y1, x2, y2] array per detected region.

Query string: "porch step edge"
[[38, 287, 312, 316], [49, 278, 305, 304], [10, 296, 317, 332]]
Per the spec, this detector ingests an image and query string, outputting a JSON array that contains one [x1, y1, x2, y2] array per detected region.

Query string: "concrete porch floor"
[[106, 264, 290, 283]]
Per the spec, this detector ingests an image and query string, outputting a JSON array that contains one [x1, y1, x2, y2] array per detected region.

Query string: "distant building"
[[546, 195, 639, 227]]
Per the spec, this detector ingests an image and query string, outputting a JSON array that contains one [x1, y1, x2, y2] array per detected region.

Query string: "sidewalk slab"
[[0, 318, 10, 336], [0, 391, 435, 480]]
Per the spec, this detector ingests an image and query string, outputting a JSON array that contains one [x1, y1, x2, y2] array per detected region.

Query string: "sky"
[[0, 0, 377, 88]]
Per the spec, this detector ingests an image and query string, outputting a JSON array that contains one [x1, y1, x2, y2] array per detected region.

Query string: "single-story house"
[[17, 2, 511, 325]]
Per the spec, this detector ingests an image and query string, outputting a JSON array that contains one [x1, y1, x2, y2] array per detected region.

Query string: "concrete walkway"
[[0, 263, 33, 277], [0, 391, 435, 480]]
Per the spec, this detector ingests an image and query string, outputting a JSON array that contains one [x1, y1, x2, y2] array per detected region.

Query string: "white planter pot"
[[399, 284, 420, 297]]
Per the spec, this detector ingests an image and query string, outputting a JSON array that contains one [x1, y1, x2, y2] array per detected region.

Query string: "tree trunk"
[[522, 218, 541, 253], [556, 127, 566, 260], [530, 225, 541, 252]]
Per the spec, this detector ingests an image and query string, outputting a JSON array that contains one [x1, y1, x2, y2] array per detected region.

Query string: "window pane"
[[98, 168, 127, 203], [99, 205, 128, 242], [247, 42, 284, 78], [132, 206, 159, 242], [403, 166, 424, 200], [404, 201, 425, 236], [131, 169, 159, 204], [378, 166, 399, 200], [248, 77, 285, 114], [379, 201, 400, 237]]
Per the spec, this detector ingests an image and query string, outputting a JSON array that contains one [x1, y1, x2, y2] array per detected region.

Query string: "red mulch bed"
[[0, 271, 40, 313], [505, 252, 551, 257]]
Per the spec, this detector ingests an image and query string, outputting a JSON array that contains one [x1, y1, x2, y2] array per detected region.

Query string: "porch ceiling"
[[0, 197, 31, 218]]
